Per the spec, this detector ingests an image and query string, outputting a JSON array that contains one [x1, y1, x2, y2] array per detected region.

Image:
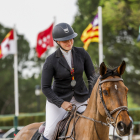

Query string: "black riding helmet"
[[52, 23, 78, 41]]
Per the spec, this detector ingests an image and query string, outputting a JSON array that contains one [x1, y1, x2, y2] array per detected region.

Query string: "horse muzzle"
[[116, 120, 132, 136]]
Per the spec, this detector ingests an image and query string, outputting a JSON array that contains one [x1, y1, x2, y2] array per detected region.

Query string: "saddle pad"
[[31, 111, 82, 140], [31, 130, 41, 140], [54, 111, 84, 140], [52, 112, 72, 140]]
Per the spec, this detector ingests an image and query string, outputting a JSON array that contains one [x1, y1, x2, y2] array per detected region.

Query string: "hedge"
[[0, 110, 140, 134], [0, 112, 45, 129]]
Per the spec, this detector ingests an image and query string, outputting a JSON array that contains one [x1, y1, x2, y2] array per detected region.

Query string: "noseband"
[[98, 77, 128, 126]]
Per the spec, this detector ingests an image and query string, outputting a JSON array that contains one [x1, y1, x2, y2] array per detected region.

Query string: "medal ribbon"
[[70, 52, 74, 81], [71, 68, 74, 80], [62, 51, 75, 81]]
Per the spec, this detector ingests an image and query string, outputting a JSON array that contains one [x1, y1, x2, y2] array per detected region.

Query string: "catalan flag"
[[81, 14, 99, 50]]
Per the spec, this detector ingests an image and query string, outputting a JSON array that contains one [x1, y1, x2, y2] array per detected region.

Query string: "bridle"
[[98, 77, 128, 127], [59, 76, 129, 140], [78, 77, 128, 125], [76, 77, 129, 140]]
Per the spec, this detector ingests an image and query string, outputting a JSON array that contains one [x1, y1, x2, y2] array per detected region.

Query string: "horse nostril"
[[117, 121, 125, 132]]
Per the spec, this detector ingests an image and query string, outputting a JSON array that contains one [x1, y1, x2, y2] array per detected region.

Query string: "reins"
[[59, 76, 129, 140]]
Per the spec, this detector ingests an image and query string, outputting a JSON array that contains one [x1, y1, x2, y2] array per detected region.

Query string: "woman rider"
[[40, 23, 95, 140]]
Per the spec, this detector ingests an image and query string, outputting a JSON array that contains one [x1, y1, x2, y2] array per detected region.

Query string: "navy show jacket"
[[41, 47, 95, 108]]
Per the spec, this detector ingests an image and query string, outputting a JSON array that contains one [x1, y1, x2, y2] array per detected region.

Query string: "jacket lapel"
[[72, 47, 81, 72], [56, 48, 70, 71]]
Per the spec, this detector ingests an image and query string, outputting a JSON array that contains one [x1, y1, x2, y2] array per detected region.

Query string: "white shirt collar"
[[60, 48, 71, 55]]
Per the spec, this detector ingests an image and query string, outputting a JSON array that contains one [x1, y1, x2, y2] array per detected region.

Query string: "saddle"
[[31, 111, 74, 140], [52, 111, 73, 140], [31, 104, 86, 140]]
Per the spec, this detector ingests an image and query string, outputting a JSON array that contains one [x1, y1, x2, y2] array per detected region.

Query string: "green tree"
[[72, 0, 140, 105], [101, 0, 140, 105], [0, 24, 46, 114]]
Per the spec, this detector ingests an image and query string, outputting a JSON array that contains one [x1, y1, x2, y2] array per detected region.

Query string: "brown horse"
[[14, 61, 132, 140]]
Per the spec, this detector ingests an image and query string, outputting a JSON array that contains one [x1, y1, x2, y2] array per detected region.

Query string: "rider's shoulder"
[[73, 46, 85, 52], [45, 49, 58, 61], [73, 46, 88, 57]]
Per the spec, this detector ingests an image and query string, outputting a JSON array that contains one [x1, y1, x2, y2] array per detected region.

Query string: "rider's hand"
[[61, 101, 72, 111]]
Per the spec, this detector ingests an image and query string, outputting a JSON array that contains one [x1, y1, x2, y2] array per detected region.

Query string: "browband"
[[99, 78, 123, 85]]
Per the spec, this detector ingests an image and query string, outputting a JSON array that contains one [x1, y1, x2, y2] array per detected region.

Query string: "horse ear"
[[117, 61, 126, 75], [100, 62, 107, 76]]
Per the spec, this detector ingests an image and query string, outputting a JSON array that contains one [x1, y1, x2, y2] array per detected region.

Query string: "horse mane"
[[90, 73, 100, 88], [90, 66, 119, 88]]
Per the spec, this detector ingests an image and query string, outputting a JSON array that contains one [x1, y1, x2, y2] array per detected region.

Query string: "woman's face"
[[57, 39, 73, 52]]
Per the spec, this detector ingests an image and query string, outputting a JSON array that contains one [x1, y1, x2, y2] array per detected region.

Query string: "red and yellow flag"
[[81, 14, 99, 50], [0, 46, 2, 58], [0, 29, 15, 58]]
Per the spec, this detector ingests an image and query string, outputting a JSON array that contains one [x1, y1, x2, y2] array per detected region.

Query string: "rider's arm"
[[41, 56, 64, 108], [83, 49, 95, 97]]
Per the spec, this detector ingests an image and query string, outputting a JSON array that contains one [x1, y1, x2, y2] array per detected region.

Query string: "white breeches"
[[43, 96, 87, 140]]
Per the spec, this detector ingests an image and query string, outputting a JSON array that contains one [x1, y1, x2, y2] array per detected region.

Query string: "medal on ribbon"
[[62, 51, 76, 87], [71, 68, 76, 87], [71, 79, 76, 87]]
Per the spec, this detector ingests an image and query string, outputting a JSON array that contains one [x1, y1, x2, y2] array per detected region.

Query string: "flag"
[[36, 23, 54, 58], [81, 14, 99, 50], [137, 25, 140, 42], [0, 29, 16, 58]]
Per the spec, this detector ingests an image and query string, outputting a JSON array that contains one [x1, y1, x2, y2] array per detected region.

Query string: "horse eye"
[[103, 90, 108, 96]]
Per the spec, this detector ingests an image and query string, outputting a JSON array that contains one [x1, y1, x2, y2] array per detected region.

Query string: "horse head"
[[97, 61, 132, 136]]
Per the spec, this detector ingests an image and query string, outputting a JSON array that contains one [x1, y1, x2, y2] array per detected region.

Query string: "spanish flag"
[[81, 14, 99, 50]]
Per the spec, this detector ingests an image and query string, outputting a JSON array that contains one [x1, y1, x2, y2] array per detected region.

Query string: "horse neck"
[[82, 78, 109, 139], [84, 78, 99, 117]]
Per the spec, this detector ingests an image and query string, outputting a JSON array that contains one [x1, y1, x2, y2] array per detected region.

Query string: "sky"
[[0, 0, 78, 77], [0, 0, 78, 48]]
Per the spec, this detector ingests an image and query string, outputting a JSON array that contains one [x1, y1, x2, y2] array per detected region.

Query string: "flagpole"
[[53, 17, 57, 48], [54, 16, 56, 25], [98, 6, 103, 65], [14, 25, 19, 134]]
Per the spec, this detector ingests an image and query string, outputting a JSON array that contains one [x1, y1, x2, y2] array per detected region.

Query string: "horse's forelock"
[[90, 66, 120, 88], [100, 67, 121, 80]]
